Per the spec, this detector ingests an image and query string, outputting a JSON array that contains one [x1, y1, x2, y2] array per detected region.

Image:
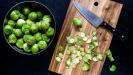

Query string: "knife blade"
[[74, 1, 125, 41]]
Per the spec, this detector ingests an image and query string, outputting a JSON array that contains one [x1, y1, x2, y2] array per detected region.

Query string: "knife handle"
[[101, 21, 125, 42]]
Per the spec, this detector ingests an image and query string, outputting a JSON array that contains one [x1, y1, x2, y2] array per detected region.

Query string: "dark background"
[[0, 0, 133, 75]]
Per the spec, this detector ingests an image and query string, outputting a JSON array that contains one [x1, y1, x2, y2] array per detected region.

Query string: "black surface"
[[0, 0, 133, 75]]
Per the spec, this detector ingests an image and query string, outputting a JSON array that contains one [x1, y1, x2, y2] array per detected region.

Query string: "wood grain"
[[49, 0, 123, 75]]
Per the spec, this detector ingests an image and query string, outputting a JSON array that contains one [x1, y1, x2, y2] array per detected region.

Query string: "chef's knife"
[[74, 1, 125, 41]]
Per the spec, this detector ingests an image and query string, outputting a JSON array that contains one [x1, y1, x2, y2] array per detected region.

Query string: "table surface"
[[0, 0, 133, 75]]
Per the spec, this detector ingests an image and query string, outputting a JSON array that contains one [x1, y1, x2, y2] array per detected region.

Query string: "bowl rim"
[[3, 1, 56, 55]]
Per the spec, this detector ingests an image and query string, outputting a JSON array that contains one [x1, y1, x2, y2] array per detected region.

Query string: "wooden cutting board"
[[49, 0, 123, 75]]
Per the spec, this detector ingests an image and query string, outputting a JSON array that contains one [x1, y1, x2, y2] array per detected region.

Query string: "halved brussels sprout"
[[7, 20, 15, 27], [38, 41, 47, 49], [23, 43, 30, 52], [23, 7, 31, 15], [31, 44, 39, 54], [42, 15, 52, 23], [4, 25, 13, 35], [34, 32, 42, 42], [8, 34, 17, 44], [16, 19, 25, 28], [46, 27, 55, 37], [23, 35, 36, 45], [10, 10, 20, 20], [22, 24, 30, 34], [13, 29, 22, 37], [16, 38, 24, 48], [30, 24, 38, 33], [28, 12, 37, 21], [41, 34, 50, 43]]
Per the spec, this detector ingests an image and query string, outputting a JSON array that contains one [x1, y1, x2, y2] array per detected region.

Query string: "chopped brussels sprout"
[[22, 24, 30, 34], [8, 34, 17, 44], [82, 63, 90, 71], [31, 44, 39, 54], [56, 56, 62, 62], [7, 20, 15, 27], [73, 17, 82, 27], [23, 7, 31, 15], [34, 32, 42, 42], [105, 49, 114, 62], [23, 35, 36, 45], [57, 44, 64, 52], [4, 25, 13, 35], [16, 38, 24, 48], [10, 10, 20, 20], [16, 19, 25, 28], [38, 41, 47, 49], [28, 12, 37, 21], [109, 65, 117, 72], [66, 58, 72, 66], [13, 29, 22, 37], [41, 34, 50, 43], [30, 24, 38, 33], [46, 27, 55, 37], [42, 15, 52, 23], [23, 43, 30, 52], [37, 11, 43, 19]]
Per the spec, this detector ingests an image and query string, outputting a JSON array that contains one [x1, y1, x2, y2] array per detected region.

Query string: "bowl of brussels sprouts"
[[3, 1, 56, 55]]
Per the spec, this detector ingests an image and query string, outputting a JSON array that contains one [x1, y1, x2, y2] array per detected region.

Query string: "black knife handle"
[[100, 21, 125, 41]]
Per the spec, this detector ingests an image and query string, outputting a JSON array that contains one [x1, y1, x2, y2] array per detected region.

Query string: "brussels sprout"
[[34, 32, 42, 42], [13, 29, 22, 37], [42, 15, 52, 23], [10, 10, 20, 20], [41, 34, 50, 43], [23, 7, 30, 15], [16, 19, 25, 28], [30, 24, 38, 33], [4, 25, 13, 35], [26, 19, 34, 26], [23, 43, 30, 52], [41, 21, 50, 30], [31, 44, 39, 54], [82, 63, 90, 71], [46, 27, 55, 37], [37, 11, 43, 19], [36, 22, 41, 30], [73, 17, 82, 27], [20, 14, 26, 19], [109, 65, 117, 72], [7, 20, 15, 27], [16, 38, 24, 48], [23, 35, 36, 45], [8, 34, 17, 44], [38, 41, 47, 49], [28, 12, 37, 21], [22, 24, 30, 34]]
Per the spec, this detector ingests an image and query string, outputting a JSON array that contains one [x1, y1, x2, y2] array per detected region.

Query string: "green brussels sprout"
[[23, 35, 36, 45], [22, 24, 30, 34], [8, 34, 17, 44], [42, 15, 52, 23], [41, 34, 50, 43], [26, 19, 34, 26], [73, 17, 82, 27], [23, 43, 30, 52], [20, 14, 26, 19], [37, 11, 43, 19], [82, 63, 90, 71], [34, 32, 42, 42], [35, 22, 41, 30], [16, 38, 24, 48], [13, 29, 22, 37], [38, 41, 47, 49], [10, 10, 20, 20], [41, 21, 50, 30], [31, 44, 39, 54], [7, 20, 15, 27], [23, 7, 31, 15], [16, 19, 25, 28], [4, 25, 13, 35], [109, 65, 117, 72], [46, 27, 55, 37], [28, 12, 37, 21], [30, 24, 38, 33]]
